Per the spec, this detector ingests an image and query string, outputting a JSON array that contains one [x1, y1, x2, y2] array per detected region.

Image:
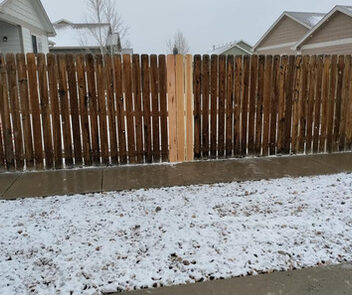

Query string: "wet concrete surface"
[[0, 152, 351, 200], [117, 263, 352, 295]]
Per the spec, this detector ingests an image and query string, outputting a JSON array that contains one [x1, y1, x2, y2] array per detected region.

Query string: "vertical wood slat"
[[277, 56, 288, 154], [210, 55, 218, 158], [193, 55, 201, 159], [86, 54, 100, 165], [167, 55, 177, 162], [57, 54, 73, 167], [298, 55, 310, 154], [123, 54, 136, 163], [218, 55, 226, 157], [291, 55, 302, 155], [248, 55, 258, 155], [241, 55, 250, 156], [306, 56, 317, 154], [0, 55, 14, 170], [105, 55, 118, 164], [262, 55, 272, 156], [269, 55, 280, 155], [16, 54, 34, 169], [114, 55, 127, 164], [283, 55, 295, 154], [225, 55, 234, 157], [176, 54, 185, 162], [6, 54, 24, 169], [313, 56, 324, 153], [150, 55, 160, 162], [234, 56, 242, 156], [132, 54, 144, 163], [340, 56, 351, 151], [37, 53, 53, 169], [255, 55, 265, 155], [326, 55, 337, 153], [66, 54, 82, 166], [159, 55, 168, 162], [47, 54, 63, 169], [76, 55, 91, 166], [202, 55, 210, 158], [346, 57, 352, 150], [16, 53, 34, 169], [96, 55, 109, 165], [333, 55, 345, 152], [319, 55, 331, 153], [141, 54, 152, 163], [185, 55, 194, 161], [27, 53, 44, 169]]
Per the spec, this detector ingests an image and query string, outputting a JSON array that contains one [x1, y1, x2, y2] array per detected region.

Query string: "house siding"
[[257, 46, 296, 55], [303, 12, 352, 45], [257, 16, 309, 49], [3, 0, 46, 32], [301, 43, 352, 55], [223, 47, 250, 56], [0, 20, 22, 53]]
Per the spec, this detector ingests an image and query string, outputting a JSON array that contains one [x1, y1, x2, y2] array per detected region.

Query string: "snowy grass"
[[1, 173, 352, 295]]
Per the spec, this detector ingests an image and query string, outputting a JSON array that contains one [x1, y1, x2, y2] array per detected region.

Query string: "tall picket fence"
[[0, 53, 352, 171]]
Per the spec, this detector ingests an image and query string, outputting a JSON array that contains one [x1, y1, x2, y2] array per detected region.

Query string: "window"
[[32, 35, 38, 53]]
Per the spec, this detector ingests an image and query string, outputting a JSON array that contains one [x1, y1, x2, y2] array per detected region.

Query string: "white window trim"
[[256, 41, 297, 51], [301, 38, 352, 50]]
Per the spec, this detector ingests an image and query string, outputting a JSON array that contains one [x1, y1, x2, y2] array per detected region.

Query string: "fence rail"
[[0, 53, 351, 171]]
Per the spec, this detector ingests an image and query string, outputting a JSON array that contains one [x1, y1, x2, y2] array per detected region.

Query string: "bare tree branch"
[[166, 30, 190, 54], [85, 0, 129, 54]]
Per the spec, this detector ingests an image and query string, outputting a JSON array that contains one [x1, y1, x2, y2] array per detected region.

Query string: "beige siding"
[[301, 43, 352, 55], [258, 16, 309, 48], [3, 0, 46, 32], [304, 12, 352, 45], [257, 46, 296, 55], [0, 21, 22, 53]]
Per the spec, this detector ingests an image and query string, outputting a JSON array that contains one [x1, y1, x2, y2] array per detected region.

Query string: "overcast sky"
[[41, 0, 352, 54]]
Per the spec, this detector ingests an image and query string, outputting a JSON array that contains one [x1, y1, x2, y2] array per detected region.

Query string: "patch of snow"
[[0, 173, 352, 294]]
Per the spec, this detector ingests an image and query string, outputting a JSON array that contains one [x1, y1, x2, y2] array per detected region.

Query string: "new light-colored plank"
[[167, 54, 177, 162], [176, 54, 185, 162]]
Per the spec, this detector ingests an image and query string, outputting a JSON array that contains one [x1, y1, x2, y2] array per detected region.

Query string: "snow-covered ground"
[[1, 173, 352, 295]]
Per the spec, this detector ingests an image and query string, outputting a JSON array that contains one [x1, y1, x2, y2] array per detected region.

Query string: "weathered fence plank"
[[37, 54, 53, 169], [225, 55, 234, 157], [202, 55, 210, 158]]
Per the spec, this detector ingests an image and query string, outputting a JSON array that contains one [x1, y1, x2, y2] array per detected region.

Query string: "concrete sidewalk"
[[0, 152, 352, 200], [120, 263, 352, 295]]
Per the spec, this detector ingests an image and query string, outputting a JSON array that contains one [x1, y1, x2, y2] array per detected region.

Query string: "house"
[[49, 19, 133, 55], [253, 11, 324, 55], [0, 0, 55, 54], [210, 40, 253, 55], [295, 6, 352, 55]]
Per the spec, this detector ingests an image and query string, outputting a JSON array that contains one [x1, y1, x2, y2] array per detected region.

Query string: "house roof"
[[51, 21, 111, 48], [253, 11, 324, 51], [210, 40, 253, 55], [0, 0, 55, 36], [285, 12, 325, 28], [295, 5, 352, 49]]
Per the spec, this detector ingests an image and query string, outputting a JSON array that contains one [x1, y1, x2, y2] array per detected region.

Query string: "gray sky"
[[41, 0, 352, 54]]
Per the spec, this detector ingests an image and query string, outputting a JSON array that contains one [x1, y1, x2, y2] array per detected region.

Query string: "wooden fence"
[[0, 53, 352, 171]]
